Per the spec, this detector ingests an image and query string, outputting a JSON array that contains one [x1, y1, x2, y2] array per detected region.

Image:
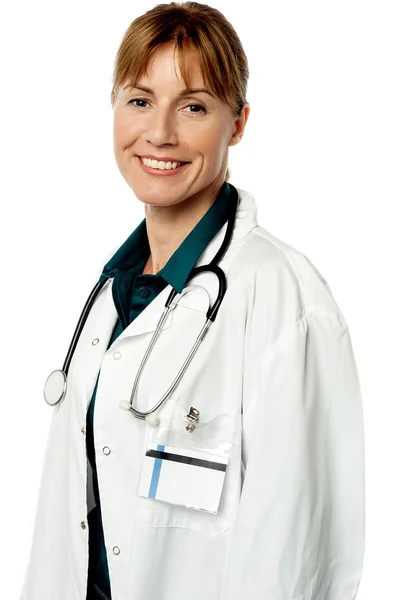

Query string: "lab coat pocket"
[[137, 405, 242, 539]]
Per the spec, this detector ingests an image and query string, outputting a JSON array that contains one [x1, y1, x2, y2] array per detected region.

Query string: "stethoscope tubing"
[[124, 187, 238, 419], [44, 184, 239, 412], [63, 277, 109, 377]]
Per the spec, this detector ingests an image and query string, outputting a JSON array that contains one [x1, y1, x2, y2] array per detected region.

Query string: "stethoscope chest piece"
[[44, 369, 67, 406]]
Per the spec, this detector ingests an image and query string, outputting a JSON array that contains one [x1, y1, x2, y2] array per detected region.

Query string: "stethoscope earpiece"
[[119, 400, 160, 426], [145, 412, 161, 427], [119, 400, 131, 411]]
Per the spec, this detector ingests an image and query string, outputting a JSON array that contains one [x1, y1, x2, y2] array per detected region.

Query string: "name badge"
[[137, 411, 232, 514]]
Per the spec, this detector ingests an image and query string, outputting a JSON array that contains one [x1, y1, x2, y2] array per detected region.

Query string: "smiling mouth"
[[136, 155, 190, 175], [138, 156, 190, 171]]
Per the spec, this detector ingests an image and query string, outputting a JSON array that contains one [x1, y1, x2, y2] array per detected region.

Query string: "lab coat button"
[[92, 338, 99, 346], [113, 351, 122, 360], [80, 521, 86, 529], [102, 446, 111, 455], [139, 287, 150, 298], [81, 426, 85, 434], [113, 546, 120, 555]]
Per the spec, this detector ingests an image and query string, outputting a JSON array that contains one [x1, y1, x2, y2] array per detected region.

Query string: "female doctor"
[[19, 3, 365, 600]]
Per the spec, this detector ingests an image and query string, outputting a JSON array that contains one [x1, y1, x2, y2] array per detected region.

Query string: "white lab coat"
[[19, 187, 365, 600]]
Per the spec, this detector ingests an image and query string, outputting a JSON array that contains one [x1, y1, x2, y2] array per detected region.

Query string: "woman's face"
[[113, 42, 249, 208]]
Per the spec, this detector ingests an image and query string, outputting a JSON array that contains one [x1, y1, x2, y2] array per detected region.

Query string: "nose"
[[145, 106, 178, 147]]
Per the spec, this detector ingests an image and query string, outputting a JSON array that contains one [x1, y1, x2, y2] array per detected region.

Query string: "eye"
[[128, 98, 150, 108], [183, 104, 206, 115]]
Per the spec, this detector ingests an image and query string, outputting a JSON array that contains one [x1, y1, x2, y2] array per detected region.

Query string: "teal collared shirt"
[[85, 181, 232, 599]]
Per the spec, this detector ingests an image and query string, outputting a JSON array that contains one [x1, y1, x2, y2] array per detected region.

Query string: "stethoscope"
[[43, 183, 239, 423]]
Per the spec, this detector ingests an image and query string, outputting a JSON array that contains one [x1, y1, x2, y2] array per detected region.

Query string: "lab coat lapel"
[[107, 188, 259, 344], [111, 228, 224, 344], [69, 279, 175, 416], [107, 281, 175, 346], [70, 270, 205, 417]]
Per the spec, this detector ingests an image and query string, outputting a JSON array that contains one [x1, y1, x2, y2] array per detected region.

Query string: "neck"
[[143, 177, 225, 274]]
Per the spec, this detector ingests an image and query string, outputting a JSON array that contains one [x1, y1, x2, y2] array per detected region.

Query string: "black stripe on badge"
[[145, 449, 227, 472]]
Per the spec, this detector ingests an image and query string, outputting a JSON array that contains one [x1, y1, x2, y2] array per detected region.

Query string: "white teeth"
[[140, 156, 184, 170]]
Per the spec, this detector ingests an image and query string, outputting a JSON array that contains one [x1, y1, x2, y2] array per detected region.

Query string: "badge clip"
[[185, 406, 200, 433]]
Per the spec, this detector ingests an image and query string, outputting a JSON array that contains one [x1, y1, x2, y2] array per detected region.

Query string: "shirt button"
[[113, 546, 120, 555], [113, 351, 122, 360], [103, 446, 111, 455], [80, 521, 86, 530], [92, 338, 99, 346], [139, 287, 150, 298]]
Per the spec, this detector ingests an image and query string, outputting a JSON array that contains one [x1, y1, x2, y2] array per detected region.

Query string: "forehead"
[[123, 42, 206, 91]]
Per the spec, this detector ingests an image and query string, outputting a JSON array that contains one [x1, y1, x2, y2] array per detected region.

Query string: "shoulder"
[[229, 222, 347, 329]]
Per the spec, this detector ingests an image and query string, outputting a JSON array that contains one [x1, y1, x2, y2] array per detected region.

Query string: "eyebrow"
[[122, 84, 215, 98]]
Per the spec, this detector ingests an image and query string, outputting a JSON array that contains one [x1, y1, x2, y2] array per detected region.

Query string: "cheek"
[[113, 112, 138, 146], [189, 124, 229, 160], [203, 139, 230, 167], [193, 119, 231, 159]]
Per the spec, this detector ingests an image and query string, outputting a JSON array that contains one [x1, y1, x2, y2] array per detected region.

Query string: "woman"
[[19, 3, 365, 600]]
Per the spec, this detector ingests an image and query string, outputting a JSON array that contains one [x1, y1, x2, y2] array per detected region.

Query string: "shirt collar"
[[100, 181, 232, 293]]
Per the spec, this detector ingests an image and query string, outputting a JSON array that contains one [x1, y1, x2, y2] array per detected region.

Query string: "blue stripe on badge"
[[148, 444, 165, 498]]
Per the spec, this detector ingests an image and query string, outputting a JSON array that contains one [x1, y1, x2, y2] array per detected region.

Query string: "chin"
[[128, 184, 183, 207]]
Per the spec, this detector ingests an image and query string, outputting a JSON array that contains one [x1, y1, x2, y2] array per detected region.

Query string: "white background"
[[1, 1, 398, 598]]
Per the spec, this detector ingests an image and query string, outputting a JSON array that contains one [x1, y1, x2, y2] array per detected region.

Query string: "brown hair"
[[110, 1, 249, 181]]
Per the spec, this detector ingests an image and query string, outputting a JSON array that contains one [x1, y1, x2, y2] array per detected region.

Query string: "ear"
[[228, 103, 250, 147]]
